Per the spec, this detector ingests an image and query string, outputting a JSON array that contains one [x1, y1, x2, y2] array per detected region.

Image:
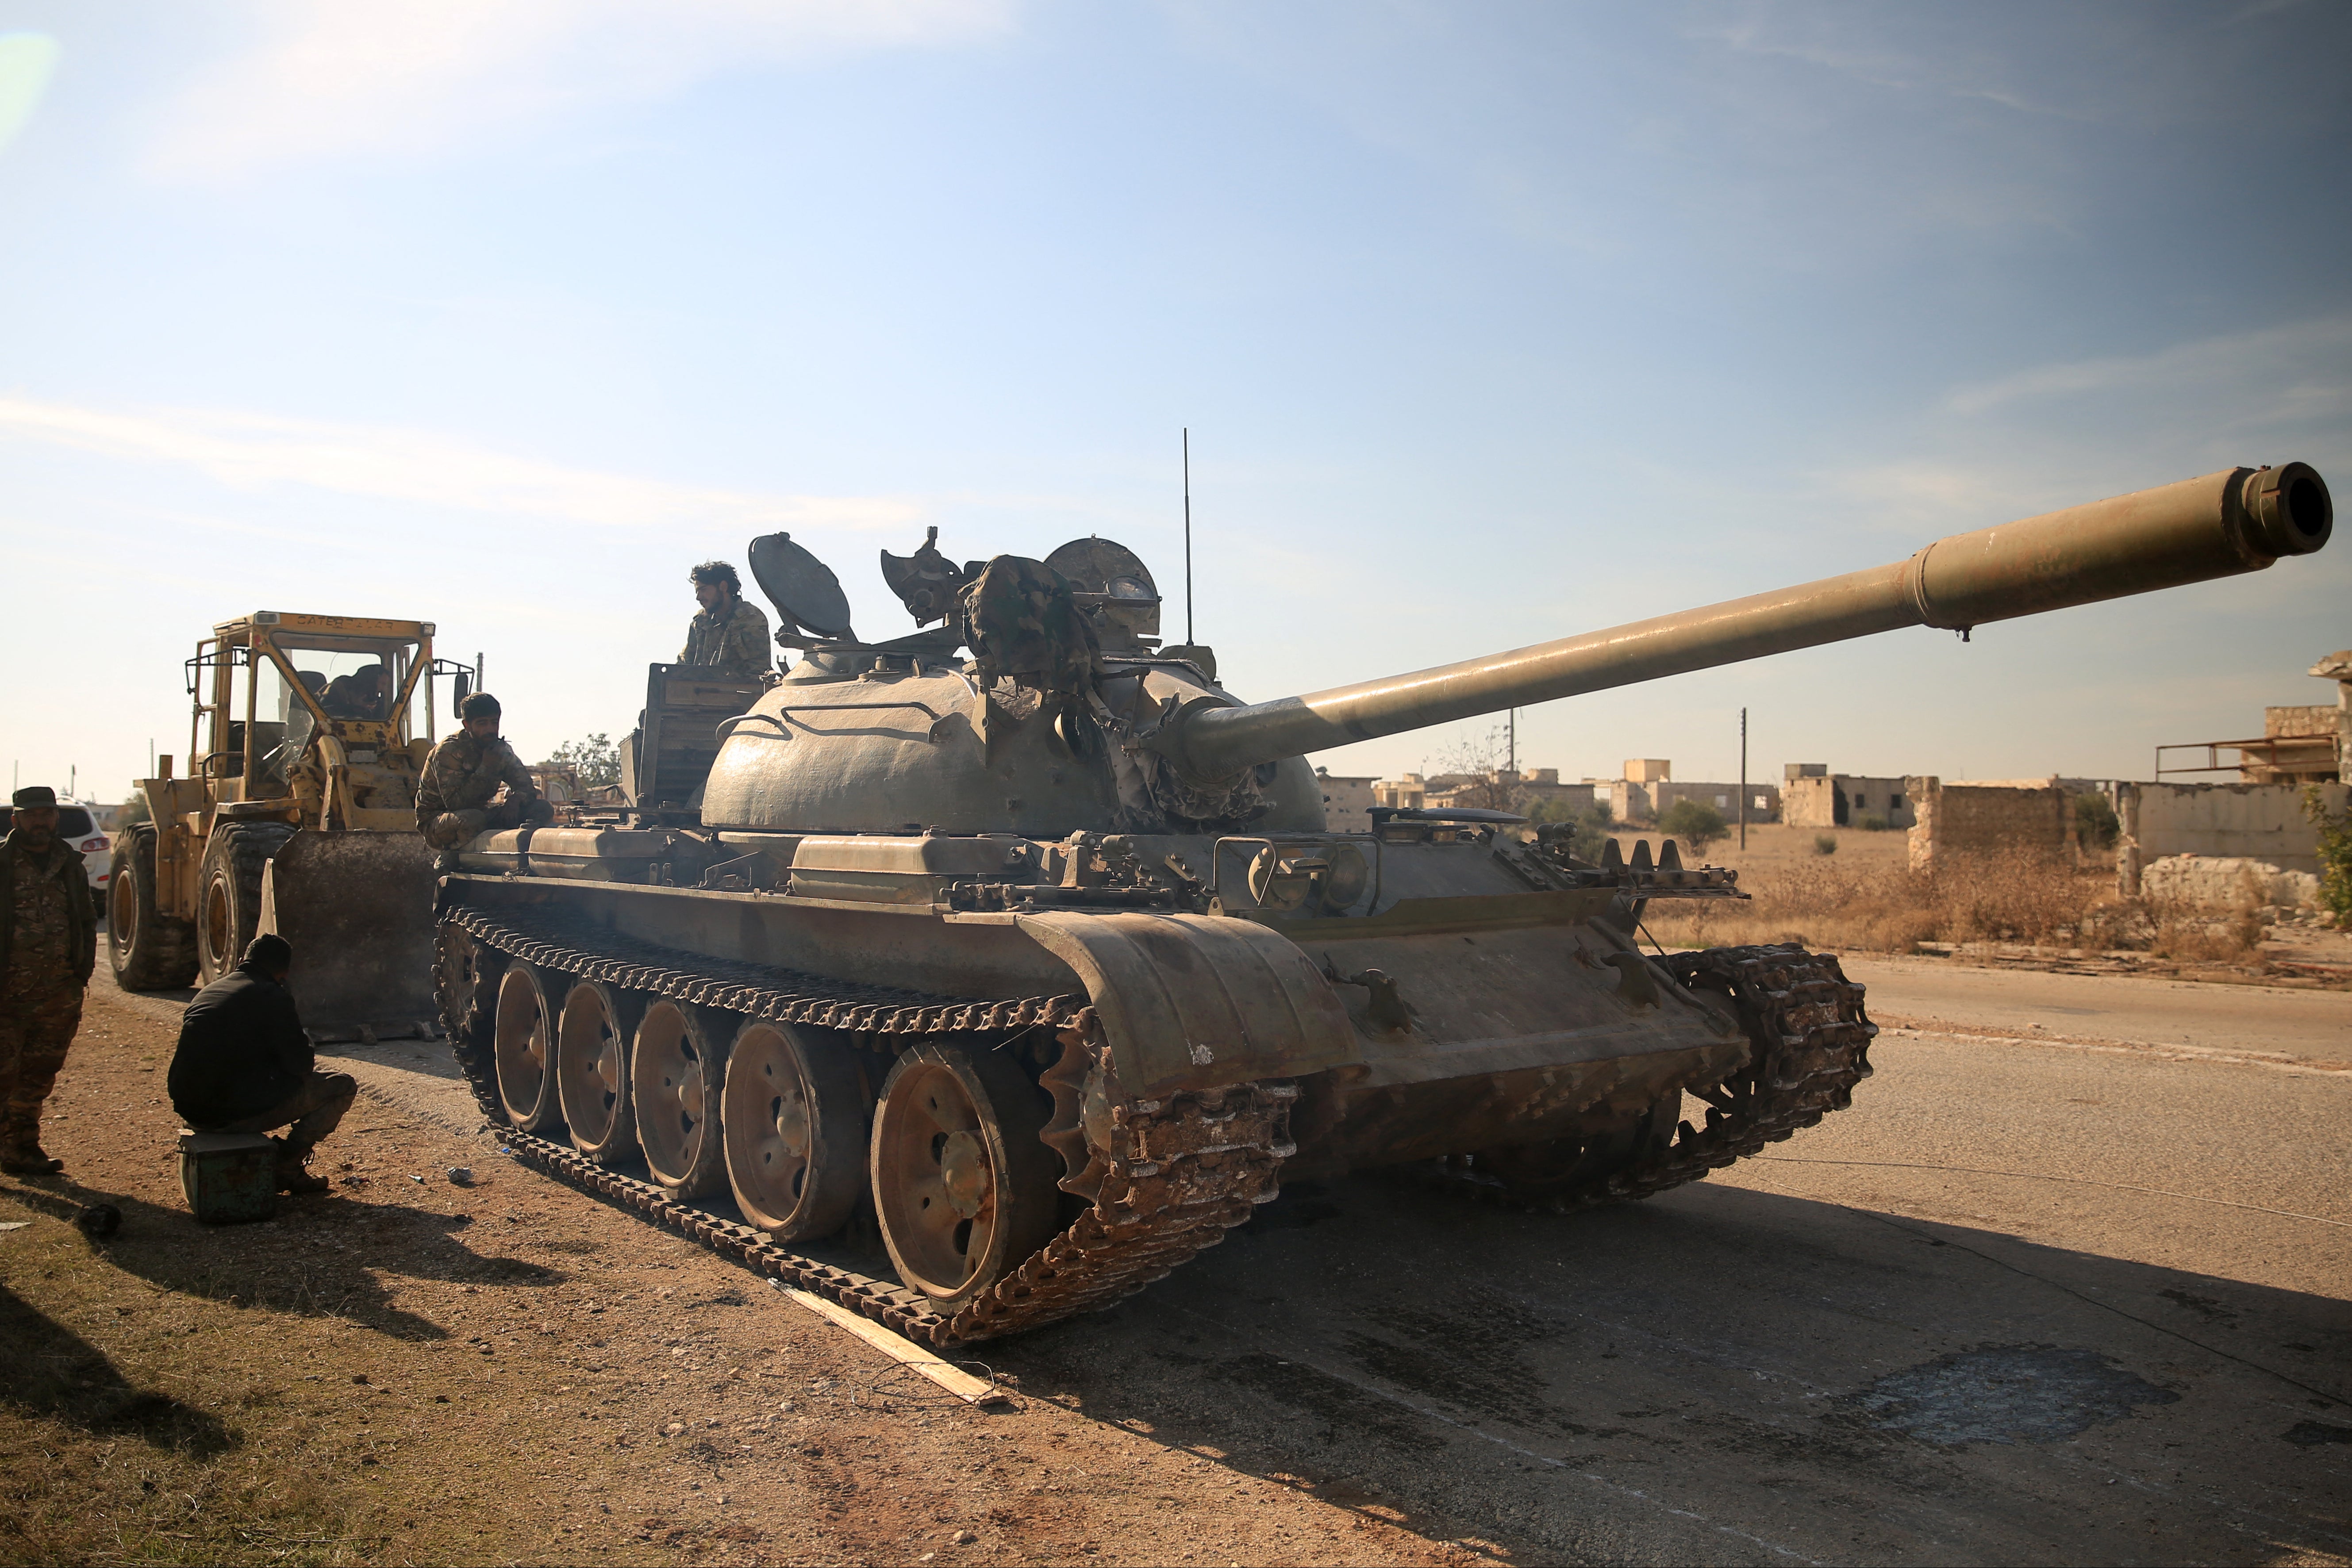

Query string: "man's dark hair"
[[690, 561, 742, 594], [242, 933, 293, 974], [460, 691, 502, 720]]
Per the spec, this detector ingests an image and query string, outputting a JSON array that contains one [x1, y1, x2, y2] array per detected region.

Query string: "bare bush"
[[1647, 849, 2115, 955]]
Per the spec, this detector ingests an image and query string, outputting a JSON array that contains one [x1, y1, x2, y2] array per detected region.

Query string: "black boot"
[[275, 1140, 331, 1196], [1, 1123, 62, 1176]]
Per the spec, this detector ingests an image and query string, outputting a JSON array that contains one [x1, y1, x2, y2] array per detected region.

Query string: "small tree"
[[1428, 727, 1522, 812], [2073, 791, 2120, 852], [2305, 786, 2352, 924], [544, 733, 621, 788], [1659, 797, 1727, 853]]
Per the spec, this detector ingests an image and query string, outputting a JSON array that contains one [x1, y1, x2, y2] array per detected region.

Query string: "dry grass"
[[1630, 821, 2269, 964], [1644, 850, 2137, 956]]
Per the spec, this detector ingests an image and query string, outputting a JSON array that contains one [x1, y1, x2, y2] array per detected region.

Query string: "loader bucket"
[[258, 829, 442, 1043]]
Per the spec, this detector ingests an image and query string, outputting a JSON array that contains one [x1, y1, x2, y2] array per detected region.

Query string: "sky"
[[2, 0, 2346, 804]]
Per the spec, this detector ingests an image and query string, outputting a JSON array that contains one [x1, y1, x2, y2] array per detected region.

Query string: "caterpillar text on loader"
[[110, 612, 477, 1043]]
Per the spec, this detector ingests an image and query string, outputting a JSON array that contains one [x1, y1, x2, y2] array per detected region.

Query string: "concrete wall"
[[1907, 778, 2069, 873], [1649, 780, 1780, 822], [2115, 780, 2347, 889], [2141, 855, 2320, 912], [1783, 774, 1920, 830], [1315, 771, 1377, 833], [1591, 778, 1649, 821]]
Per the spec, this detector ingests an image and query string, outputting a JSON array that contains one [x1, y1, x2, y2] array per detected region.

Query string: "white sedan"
[[0, 800, 111, 895]]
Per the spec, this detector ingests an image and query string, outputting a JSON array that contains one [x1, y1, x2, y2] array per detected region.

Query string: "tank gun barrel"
[[1167, 462, 2332, 780]]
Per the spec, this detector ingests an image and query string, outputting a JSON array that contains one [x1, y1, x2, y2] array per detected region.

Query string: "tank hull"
[[439, 821, 1751, 1181]]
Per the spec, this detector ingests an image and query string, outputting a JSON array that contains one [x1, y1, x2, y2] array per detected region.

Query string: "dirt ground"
[[0, 980, 1469, 1568], [5, 958, 2348, 1567]]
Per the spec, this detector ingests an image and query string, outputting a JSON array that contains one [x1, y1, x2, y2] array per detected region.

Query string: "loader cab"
[[191, 613, 438, 818]]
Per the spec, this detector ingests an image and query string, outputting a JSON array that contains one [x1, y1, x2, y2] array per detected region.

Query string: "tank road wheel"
[[870, 1045, 1061, 1315], [108, 826, 198, 990], [632, 1001, 730, 1197], [194, 823, 295, 985], [721, 1021, 866, 1240], [556, 981, 642, 1163], [492, 964, 562, 1132]]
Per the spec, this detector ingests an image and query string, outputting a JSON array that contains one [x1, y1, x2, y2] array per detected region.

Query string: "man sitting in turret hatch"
[[680, 560, 772, 679]]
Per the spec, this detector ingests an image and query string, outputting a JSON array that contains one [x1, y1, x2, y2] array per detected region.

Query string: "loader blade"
[[258, 829, 441, 1043]]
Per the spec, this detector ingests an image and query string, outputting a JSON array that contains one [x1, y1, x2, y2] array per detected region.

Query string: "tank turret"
[[703, 462, 2330, 836]]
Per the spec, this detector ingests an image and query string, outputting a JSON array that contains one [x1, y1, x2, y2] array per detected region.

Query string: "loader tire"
[[195, 822, 297, 985], [108, 826, 198, 992]]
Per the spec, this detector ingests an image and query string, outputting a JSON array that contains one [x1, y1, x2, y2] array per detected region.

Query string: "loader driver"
[[416, 692, 551, 854], [322, 663, 387, 720], [169, 934, 356, 1196], [680, 560, 772, 679]]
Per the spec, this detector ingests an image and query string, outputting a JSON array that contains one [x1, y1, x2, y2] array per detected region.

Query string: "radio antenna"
[[1182, 427, 1194, 645]]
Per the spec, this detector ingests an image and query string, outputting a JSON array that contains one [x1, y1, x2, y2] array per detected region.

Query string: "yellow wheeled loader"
[[110, 612, 477, 1043]]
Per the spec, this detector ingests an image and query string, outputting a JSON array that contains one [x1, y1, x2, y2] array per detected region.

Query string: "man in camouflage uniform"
[[680, 561, 772, 678], [1, 785, 96, 1175], [415, 692, 552, 851]]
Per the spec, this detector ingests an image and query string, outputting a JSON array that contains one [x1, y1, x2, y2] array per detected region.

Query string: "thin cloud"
[[1944, 314, 2352, 418], [148, 0, 1014, 179], [0, 395, 922, 532]]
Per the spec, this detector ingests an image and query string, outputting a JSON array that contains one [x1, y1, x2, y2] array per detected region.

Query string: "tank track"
[[1430, 943, 1876, 1212], [438, 907, 1291, 1347]]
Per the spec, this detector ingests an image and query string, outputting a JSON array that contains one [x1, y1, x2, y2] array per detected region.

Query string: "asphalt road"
[[987, 976, 2352, 1566], [1840, 955, 2352, 1065], [317, 972, 2352, 1565]]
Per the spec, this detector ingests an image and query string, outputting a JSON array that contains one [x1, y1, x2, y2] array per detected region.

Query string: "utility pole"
[[1182, 429, 1194, 646], [1739, 707, 1749, 851], [1507, 709, 1517, 776]]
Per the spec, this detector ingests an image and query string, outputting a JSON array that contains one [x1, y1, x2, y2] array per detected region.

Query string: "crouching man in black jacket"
[[168, 935, 357, 1196]]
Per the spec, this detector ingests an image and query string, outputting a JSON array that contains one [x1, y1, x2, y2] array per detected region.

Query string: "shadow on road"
[[986, 1174, 2352, 1566]]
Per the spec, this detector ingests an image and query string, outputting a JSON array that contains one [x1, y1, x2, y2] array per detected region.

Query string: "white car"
[[0, 798, 111, 896]]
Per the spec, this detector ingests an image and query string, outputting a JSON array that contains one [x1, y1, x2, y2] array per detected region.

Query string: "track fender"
[[1014, 911, 1360, 1098]]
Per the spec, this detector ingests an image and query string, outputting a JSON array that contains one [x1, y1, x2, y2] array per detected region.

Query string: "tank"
[[434, 461, 2332, 1346]]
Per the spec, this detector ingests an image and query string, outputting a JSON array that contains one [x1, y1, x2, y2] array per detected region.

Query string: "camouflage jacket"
[[0, 832, 96, 990], [415, 731, 538, 829], [680, 597, 772, 678]]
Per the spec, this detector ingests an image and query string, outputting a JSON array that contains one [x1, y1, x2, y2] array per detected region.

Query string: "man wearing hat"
[[415, 691, 552, 850], [0, 785, 96, 1175], [680, 560, 772, 679], [169, 933, 355, 1195]]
